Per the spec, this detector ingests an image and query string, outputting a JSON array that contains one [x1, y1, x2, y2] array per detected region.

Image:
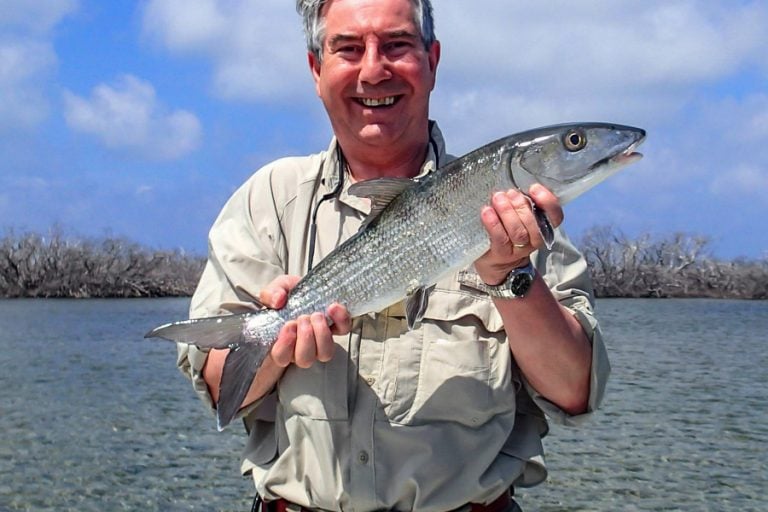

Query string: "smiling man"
[[177, 1, 609, 511], [309, 0, 439, 181]]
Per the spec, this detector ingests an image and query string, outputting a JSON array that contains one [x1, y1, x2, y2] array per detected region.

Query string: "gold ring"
[[513, 243, 528, 248]]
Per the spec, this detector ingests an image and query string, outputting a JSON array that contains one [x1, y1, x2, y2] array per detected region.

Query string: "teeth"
[[360, 96, 396, 107]]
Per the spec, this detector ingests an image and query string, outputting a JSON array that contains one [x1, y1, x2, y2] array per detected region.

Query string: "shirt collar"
[[321, 121, 447, 213]]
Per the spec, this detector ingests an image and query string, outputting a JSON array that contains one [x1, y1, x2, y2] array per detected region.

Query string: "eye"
[[563, 129, 587, 152]]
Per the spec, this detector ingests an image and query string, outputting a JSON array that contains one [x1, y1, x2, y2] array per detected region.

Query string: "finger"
[[480, 202, 511, 255], [528, 183, 564, 228], [259, 275, 301, 309], [311, 312, 335, 363], [327, 303, 352, 336], [294, 315, 317, 368], [271, 321, 297, 367], [495, 189, 539, 248]]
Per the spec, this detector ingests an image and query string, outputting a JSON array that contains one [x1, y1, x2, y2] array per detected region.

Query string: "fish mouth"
[[611, 133, 646, 165], [588, 133, 645, 172]]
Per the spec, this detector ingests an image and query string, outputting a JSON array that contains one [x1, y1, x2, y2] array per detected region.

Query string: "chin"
[[357, 125, 395, 144]]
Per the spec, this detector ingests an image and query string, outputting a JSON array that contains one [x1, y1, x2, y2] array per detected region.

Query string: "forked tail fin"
[[145, 310, 284, 429], [216, 343, 272, 429], [144, 313, 249, 348]]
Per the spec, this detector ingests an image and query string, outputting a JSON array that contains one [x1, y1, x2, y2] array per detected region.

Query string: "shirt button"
[[366, 376, 376, 385], [358, 451, 369, 464]]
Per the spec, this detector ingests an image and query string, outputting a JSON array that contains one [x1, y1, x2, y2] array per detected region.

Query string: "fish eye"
[[563, 129, 587, 152]]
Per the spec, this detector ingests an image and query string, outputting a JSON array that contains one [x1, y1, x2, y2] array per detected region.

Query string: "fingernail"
[[493, 191, 509, 204]]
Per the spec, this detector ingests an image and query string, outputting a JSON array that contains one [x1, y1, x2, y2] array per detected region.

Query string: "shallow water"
[[1, 298, 766, 511], [517, 299, 768, 511]]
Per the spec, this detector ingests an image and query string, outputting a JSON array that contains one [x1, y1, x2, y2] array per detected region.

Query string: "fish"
[[146, 122, 645, 429]]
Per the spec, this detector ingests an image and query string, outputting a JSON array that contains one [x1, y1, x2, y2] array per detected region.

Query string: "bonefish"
[[146, 122, 645, 429]]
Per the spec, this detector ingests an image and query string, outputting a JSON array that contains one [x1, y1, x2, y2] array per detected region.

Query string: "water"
[[0, 299, 250, 512], [517, 299, 768, 512], [1, 299, 766, 511]]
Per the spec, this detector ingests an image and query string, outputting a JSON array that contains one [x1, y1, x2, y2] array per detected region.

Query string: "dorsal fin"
[[349, 178, 415, 229]]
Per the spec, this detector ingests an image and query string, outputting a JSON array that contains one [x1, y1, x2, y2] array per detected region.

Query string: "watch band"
[[460, 261, 536, 299]]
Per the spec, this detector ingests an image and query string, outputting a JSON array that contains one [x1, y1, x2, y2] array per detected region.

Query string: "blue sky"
[[1, 1, 767, 259]]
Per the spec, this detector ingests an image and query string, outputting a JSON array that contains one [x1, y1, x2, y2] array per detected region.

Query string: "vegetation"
[[0, 226, 765, 299], [580, 226, 768, 299], [0, 229, 204, 298]]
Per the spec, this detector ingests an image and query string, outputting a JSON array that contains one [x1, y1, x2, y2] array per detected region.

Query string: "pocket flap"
[[422, 271, 505, 332]]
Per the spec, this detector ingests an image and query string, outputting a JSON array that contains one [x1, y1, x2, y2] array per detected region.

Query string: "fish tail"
[[216, 342, 271, 430], [145, 309, 283, 429], [144, 313, 249, 348]]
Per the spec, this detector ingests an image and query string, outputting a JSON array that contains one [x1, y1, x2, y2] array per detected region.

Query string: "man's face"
[[309, 0, 440, 154]]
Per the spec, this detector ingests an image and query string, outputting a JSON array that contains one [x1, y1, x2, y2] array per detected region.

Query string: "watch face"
[[509, 272, 533, 296]]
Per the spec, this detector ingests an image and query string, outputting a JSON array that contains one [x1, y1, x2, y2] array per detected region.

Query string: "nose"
[[359, 43, 391, 84]]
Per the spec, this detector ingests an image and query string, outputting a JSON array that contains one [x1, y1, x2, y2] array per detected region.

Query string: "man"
[[178, 0, 609, 510]]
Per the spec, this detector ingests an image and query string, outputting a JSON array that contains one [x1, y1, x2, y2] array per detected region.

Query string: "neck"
[[340, 136, 431, 182]]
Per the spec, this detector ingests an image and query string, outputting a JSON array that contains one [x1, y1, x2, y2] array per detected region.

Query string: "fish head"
[[509, 123, 646, 205]]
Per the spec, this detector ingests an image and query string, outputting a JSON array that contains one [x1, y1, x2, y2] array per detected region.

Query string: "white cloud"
[[141, 0, 312, 101], [433, 1, 766, 135], [693, 94, 768, 200], [140, 1, 768, 142], [437, 1, 768, 90], [0, 0, 78, 33], [13, 175, 49, 190], [710, 164, 768, 197], [0, 37, 54, 129], [0, 0, 78, 130], [135, 185, 154, 202], [63, 74, 202, 160]]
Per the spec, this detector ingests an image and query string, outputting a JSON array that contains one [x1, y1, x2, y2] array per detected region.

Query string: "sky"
[[1, 0, 767, 260]]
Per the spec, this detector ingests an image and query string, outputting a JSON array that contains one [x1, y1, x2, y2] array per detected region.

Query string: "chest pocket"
[[374, 281, 518, 427]]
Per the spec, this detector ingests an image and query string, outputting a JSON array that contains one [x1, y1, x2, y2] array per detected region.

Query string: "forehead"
[[321, 0, 417, 35]]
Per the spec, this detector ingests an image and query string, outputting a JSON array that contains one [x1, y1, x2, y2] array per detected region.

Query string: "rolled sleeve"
[[525, 306, 609, 426], [525, 227, 611, 426], [176, 166, 288, 420], [176, 344, 215, 411]]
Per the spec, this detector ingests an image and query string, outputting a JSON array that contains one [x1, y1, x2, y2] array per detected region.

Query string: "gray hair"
[[295, 0, 436, 60]]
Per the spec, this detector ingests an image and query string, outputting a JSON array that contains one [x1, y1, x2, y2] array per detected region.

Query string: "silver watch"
[[474, 261, 536, 299]]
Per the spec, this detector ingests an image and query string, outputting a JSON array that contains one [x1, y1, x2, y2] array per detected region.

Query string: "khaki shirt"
[[178, 123, 610, 512]]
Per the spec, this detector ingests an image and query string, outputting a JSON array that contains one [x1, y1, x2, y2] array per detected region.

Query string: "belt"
[[469, 489, 513, 512], [262, 489, 514, 512]]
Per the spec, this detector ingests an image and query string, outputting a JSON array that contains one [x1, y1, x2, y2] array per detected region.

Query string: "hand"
[[259, 275, 352, 368], [474, 184, 564, 285]]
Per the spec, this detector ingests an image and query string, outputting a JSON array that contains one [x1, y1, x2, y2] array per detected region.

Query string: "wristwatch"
[[472, 260, 536, 299]]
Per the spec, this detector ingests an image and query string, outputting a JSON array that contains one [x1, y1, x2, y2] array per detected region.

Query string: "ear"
[[308, 51, 322, 97], [427, 40, 440, 90], [428, 40, 441, 72]]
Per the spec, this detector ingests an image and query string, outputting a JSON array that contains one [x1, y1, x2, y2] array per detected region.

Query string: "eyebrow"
[[327, 29, 420, 48]]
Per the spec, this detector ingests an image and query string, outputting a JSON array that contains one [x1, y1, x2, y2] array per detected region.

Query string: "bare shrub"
[[0, 228, 204, 298], [3, 226, 765, 299], [579, 225, 768, 299]]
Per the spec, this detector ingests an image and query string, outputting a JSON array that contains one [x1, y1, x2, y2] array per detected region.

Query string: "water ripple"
[[1, 298, 766, 511]]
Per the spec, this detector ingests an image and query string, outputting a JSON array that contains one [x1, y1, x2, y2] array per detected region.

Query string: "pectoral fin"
[[532, 203, 555, 250], [522, 194, 555, 251], [404, 284, 433, 330]]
